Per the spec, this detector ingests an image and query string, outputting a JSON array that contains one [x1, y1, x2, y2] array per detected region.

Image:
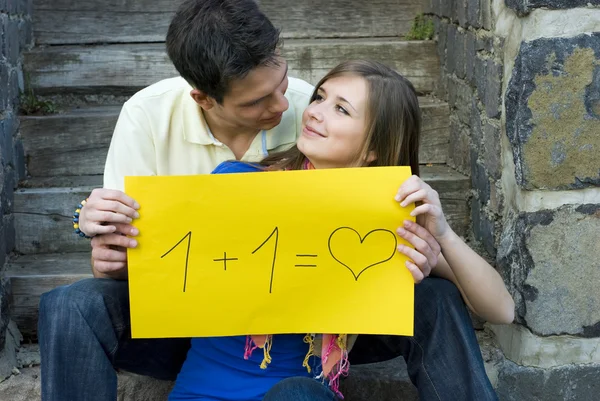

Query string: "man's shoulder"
[[125, 77, 191, 106], [287, 77, 314, 100]]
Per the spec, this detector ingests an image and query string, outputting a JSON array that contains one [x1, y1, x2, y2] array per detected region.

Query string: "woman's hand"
[[396, 220, 441, 283], [395, 175, 451, 242], [79, 188, 140, 237]]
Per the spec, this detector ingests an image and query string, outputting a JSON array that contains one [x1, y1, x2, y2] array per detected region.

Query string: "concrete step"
[[24, 39, 440, 95], [20, 98, 449, 178], [32, 0, 422, 45], [12, 166, 469, 256], [0, 331, 504, 400]]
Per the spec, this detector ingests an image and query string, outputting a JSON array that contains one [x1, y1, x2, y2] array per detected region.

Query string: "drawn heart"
[[328, 227, 398, 281]]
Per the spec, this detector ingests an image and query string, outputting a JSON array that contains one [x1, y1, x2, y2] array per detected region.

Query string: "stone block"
[[505, 0, 600, 16], [483, 121, 501, 180], [489, 181, 503, 215], [0, 117, 15, 167], [436, 18, 447, 69], [446, 24, 458, 75], [506, 34, 600, 190], [13, 138, 25, 181], [6, 17, 19, 65], [474, 55, 487, 103], [496, 359, 600, 401], [0, 62, 9, 112], [497, 204, 600, 337], [3, 213, 15, 254], [481, 0, 492, 30], [456, 0, 468, 27], [18, 18, 32, 50], [454, 29, 466, 80], [485, 59, 502, 119], [470, 98, 483, 148], [491, 324, 600, 369], [1, 169, 15, 215], [465, 31, 477, 85], [471, 198, 496, 257], [467, 0, 481, 28], [470, 148, 491, 204], [448, 117, 471, 174]]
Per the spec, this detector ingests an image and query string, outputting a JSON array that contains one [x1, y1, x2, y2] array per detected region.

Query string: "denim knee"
[[38, 278, 129, 345]]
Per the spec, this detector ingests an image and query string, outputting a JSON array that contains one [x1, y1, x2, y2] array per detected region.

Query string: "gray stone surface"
[[506, 33, 600, 190], [506, 0, 600, 16], [485, 59, 503, 119], [496, 360, 600, 401], [497, 205, 600, 337], [483, 121, 501, 180]]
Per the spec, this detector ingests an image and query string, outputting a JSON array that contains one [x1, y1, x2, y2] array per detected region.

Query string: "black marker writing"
[[252, 227, 279, 294], [214, 252, 238, 271], [161, 231, 192, 292]]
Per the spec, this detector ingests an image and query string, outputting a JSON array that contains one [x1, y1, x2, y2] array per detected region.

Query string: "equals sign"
[[295, 254, 317, 268]]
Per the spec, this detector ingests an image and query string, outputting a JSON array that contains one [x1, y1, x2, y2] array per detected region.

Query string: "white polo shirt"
[[104, 76, 314, 191]]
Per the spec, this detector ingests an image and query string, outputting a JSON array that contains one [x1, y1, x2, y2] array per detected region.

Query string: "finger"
[[399, 189, 428, 207], [86, 209, 134, 224], [93, 260, 127, 274], [92, 246, 128, 263], [410, 203, 443, 218], [85, 224, 118, 236], [91, 199, 140, 219], [91, 233, 138, 249], [402, 220, 441, 257], [395, 175, 430, 202], [397, 244, 430, 277], [397, 226, 438, 268], [112, 223, 139, 236], [89, 188, 140, 209], [405, 261, 425, 283]]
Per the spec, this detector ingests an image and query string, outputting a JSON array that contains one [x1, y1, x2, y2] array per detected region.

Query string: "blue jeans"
[[38, 277, 496, 400]]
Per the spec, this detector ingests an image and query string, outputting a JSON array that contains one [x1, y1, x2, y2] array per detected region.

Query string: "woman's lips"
[[303, 125, 325, 138]]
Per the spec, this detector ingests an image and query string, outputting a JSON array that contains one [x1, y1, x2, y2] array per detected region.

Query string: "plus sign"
[[213, 252, 238, 271]]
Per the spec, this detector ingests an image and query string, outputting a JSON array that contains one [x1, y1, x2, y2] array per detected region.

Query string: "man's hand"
[[79, 188, 140, 237], [395, 219, 441, 283], [91, 231, 138, 280]]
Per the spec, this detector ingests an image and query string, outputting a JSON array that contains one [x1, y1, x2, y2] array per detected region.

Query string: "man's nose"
[[270, 92, 289, 113]]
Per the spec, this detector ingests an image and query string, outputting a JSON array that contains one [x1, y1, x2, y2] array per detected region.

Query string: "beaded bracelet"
[[73, 198, 93, 239]]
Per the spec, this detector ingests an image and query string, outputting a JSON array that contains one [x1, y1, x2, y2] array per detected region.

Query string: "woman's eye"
[[314, 94, 324, 102], [336, 105, 349, 115]]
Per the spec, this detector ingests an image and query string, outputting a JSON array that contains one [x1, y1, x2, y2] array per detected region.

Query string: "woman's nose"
[[307, 103, 324, 121]]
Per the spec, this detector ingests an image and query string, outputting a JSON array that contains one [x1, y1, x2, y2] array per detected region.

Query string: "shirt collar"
[[181, 86, 299, 149]]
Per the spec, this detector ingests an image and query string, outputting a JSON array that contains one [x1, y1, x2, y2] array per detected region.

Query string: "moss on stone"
[[524, 48, 600, 189]]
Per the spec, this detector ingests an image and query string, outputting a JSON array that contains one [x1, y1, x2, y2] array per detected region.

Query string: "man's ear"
[[190, 89, 216, 111]]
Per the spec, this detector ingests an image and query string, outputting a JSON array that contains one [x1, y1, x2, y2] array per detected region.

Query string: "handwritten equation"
[[161, 226, 398, 293]]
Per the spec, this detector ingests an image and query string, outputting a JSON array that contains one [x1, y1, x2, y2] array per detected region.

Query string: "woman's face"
[[297, 74, 371, 169]]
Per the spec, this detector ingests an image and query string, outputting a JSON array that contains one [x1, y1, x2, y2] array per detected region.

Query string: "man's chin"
[[259, 115, 283, 130]]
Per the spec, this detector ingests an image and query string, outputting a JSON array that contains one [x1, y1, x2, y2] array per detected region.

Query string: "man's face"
[[212, 57, 290, 131]]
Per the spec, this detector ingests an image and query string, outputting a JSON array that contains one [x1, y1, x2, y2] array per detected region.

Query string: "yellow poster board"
[[126, 166, 415, 339]]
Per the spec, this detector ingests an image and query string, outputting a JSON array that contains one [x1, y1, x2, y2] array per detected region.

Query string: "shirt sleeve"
[[103, 101, 157, 191]]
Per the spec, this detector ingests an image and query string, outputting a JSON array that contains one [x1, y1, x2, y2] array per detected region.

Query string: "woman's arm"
[[395, 176, 515, 324]]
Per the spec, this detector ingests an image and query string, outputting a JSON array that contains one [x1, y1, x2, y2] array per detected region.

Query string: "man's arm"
[[86, 100, 158, 279]]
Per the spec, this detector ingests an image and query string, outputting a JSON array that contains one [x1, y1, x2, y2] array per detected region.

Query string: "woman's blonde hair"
[[261, 59, 421, 175]]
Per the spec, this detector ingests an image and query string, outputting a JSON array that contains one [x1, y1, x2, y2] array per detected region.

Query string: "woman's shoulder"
[[211, 160, 265, 175]]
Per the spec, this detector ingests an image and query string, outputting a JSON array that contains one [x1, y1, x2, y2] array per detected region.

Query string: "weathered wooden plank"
[[24, 39, 439, 95], [21, 106, 121, 177], [14, 187, 96, 254], [13, 166, 467, 254], [20, 100, 447, 178], [6, 253, 92, 338], [33, 0, 422, 45]]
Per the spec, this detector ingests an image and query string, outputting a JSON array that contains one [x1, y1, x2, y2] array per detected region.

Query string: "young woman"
[[168, 60, 514, 401]]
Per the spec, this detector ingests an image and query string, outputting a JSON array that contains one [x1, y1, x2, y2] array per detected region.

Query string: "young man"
[[38, 1, 497, 400]]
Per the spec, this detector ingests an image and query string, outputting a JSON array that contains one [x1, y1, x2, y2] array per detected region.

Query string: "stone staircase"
[[1, 0, 486, 399]]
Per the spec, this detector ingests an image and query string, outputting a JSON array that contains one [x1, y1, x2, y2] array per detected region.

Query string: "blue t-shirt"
[[169, 161, 317, 401]]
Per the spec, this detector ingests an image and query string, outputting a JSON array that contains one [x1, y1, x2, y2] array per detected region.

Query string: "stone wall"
[[424, 0, 600, 398], [0, 0, 31, 379]]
